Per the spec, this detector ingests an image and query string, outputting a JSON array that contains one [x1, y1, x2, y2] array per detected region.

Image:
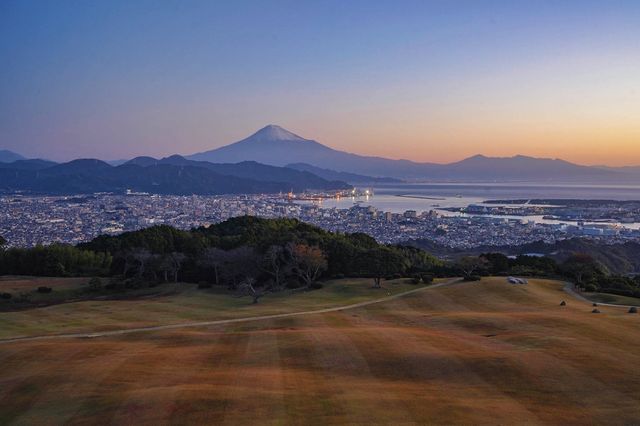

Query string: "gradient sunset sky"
[[1, 0, 639, 165]]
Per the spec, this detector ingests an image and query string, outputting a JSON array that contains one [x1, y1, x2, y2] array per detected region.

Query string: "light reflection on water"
[[297, 183, 640, 230]]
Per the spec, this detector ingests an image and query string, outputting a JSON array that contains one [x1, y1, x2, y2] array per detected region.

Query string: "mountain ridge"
[[0, 156, 350, 195], [0, 150, 27, 163], [186, 125, 633, 182]]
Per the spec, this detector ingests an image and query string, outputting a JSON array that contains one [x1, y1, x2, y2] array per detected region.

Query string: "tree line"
[[1, 217, 638, 300]]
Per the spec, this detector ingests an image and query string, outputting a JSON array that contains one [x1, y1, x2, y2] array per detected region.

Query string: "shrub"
[[123, 278, 145, 289], [0, 292, 12, 300], [410, 277, 421, 285], [420, 274, 434, 284], [105, 277, 125, 290], [463, 275, 481, 282], [629, 307, 638, 314], [36, 286, 52, 293], [15, 292, 32, 303], [87, 277, 103, 291], [198, 281, 212, 289]]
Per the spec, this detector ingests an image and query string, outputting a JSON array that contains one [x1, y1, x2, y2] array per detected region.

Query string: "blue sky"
[[1, 0, 639, 164]]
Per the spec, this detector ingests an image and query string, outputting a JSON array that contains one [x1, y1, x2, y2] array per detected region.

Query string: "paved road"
[[563, 282, 639, 309], [0, 278, 462, 345]]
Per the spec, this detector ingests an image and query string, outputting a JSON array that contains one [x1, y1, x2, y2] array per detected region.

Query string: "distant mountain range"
[[285, 163, 402, 184], [0, 156, 350, 195], [187, 125, 640, 182], [0, 150, 26, 163], [3, 124, 640, 185]]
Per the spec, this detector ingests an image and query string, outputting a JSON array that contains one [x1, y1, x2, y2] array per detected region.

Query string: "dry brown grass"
[[1, 277, 639, 425], [0, 276, 89, 293]]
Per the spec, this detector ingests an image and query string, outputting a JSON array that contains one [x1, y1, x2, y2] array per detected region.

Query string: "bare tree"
[[287, 243, 327, 288], [167, 252, 187, 283], [128, 248, 152, 278], [199, 247, 227, 285], [260, 245, 288, 290], [221, 246, 259, 289], [236, 277, 268, 304]]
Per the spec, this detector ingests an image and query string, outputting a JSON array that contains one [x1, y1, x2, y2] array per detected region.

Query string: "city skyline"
[[2, 1, 639, 165]]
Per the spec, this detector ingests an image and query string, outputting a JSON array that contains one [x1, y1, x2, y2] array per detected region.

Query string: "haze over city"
[[1, 0, 639, 165]]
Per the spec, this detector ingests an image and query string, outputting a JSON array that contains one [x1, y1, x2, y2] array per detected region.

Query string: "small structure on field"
[[560, 301, 566, 306]]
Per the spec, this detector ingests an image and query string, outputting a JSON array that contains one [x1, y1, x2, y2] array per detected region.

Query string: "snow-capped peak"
[[248, 125, 307, 142]]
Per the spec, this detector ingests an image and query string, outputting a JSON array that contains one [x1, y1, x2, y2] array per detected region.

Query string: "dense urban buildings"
[[2, 193, 639, 250]]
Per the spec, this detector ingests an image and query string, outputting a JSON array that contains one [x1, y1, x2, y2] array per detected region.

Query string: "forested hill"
[[0, 158, 350, 195], [80, 216, 442, 283], [408, 237, 640, 275]]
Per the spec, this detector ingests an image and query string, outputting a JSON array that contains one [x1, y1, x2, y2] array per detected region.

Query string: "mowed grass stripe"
[[219, 321, 286, 425], [10, 343, 133, 426], [273, 316, 353, 425], [0, 341, 118, 425], [338, 300, 546, 424], [303, 312, 419, 424], [374, 280, 640, 424]]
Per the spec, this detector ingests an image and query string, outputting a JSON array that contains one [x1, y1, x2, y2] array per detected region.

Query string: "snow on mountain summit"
[[247, 125, 307, 142]]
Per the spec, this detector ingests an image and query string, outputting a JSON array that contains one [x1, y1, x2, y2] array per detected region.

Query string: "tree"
[[480, 253, 510, 275], [236, 277, 268, 304], [118, 248, 151, 277], [287, 243, 327, 288], [260, 245, 289, 290], [166, 252, 187, 282], [456, 256, 489, 278], [199, 247, 227, 285], [221, 246, 259, 289], [0, 235, 6, 251], [357, 246, 407, 288], [560, 254, 604, 286]]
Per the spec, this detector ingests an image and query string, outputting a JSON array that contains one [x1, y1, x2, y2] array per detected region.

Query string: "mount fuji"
[[187, 125, 625, 182]]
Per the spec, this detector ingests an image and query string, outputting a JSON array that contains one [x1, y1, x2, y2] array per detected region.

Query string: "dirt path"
[[0, 278, 462, 345]]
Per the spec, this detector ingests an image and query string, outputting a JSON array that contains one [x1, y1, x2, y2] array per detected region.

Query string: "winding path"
[[0, 278, 462, 345]]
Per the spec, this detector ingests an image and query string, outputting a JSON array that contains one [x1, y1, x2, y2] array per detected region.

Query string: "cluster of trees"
[[464, 251, 639, 298], [0, 243, 112, 277], [80, 216, 441, 287], [558, 253, 640, 297], [74, 217, 443, 301]]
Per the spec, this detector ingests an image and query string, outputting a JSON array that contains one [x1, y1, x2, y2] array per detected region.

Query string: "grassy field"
[[582, 291, 640, 306], [0, 276, 90, 293], [1, 277, 639, 424], [0, 277, 428, 340]]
